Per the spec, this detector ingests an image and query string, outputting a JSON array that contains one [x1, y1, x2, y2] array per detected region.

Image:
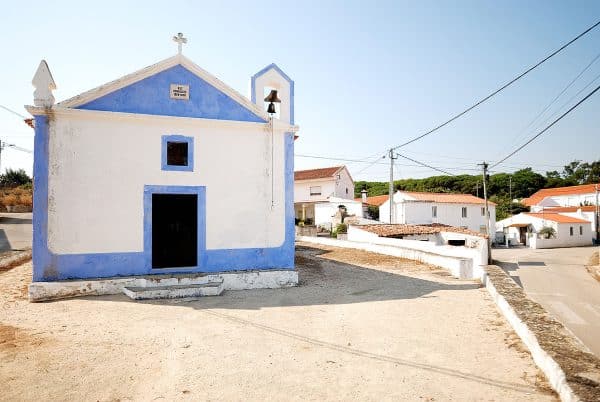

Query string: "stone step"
[[122, 281, 224, 300]]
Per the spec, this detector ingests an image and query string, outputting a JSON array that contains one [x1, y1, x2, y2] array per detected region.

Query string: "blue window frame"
[[161, 134, 194, 171]]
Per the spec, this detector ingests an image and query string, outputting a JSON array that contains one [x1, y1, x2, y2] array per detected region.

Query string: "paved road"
[[494, 245, 600, 357], [0, 212, 32, 251]]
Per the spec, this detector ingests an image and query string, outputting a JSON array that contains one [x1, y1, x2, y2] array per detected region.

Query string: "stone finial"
[[32, 60, 56, 107]]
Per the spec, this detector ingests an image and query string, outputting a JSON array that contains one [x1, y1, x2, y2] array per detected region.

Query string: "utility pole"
[[595, 184, 600, 244], [476, 182, 479, 198], [388, 148, 398, 224], [479, 161, 492, 264], [509, 175, 512, 215]]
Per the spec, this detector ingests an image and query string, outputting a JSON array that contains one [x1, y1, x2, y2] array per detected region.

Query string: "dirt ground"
[[587, 251, 600, 282], [0, 243, 556, 401]]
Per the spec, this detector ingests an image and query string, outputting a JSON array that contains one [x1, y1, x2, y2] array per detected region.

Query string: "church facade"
[[26, 46, 298, 295]]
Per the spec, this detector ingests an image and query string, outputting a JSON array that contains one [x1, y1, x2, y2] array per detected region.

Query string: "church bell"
[[264, 89, 281, 103]]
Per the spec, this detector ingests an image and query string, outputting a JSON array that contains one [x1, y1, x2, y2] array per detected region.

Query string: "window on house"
[[461, 207, 467, 218], [579, 226, 583, 235], [570, 226, 573, 236], [432, 206, 437, 218], [481, 207, 485, 216], [346, 188, 348, 194], [310, 186, 322, 196], [161, 135, 194, 172]]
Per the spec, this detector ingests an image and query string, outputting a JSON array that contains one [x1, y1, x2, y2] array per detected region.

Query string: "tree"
[[560, 160, 600, 184], [509, 168, 546, 199], [0, 169, 32, 188]]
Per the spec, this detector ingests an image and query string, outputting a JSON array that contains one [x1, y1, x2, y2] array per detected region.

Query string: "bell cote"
[[251, 63, 294, 125]]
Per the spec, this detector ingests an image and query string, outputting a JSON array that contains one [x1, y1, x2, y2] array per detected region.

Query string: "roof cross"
[[172, 33, 188, 55]]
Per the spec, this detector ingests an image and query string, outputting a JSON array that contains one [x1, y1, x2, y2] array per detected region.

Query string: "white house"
[[496, 212, 592, 249], [26, 38, 299, 296], [379, 191, 496, 234], [294, 166, 362, 227], [522, 183, 599, 241], [523, 183, 599, 211], [294, 165, 355, 202]]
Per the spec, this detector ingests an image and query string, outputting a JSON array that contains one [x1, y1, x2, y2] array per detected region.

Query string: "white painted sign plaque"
[[170, 84, 189, 100]]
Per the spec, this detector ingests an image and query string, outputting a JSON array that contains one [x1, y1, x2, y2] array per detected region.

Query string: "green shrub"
[[538, 226, 556, 239], [336, 223, 348, 234]]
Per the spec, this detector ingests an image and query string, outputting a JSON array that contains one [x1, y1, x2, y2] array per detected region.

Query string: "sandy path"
[[1, 244, 555, 401]]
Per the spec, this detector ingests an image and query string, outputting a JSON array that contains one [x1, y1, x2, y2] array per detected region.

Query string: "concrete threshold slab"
[[123, 281, 224, 300]]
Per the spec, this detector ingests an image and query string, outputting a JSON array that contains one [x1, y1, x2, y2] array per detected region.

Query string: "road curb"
[[483, 265, 600, 402]]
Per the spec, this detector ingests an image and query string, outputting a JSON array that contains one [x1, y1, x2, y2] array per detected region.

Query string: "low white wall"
[[530, 235, 592, 249], [298, 226, 489, 280], [298, 235, 473, 279]]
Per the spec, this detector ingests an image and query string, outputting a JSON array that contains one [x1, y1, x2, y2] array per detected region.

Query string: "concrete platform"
[[123, 281, 224, 300], [29, 269, 298, 302]]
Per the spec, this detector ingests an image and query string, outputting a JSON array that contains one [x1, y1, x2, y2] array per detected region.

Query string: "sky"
[[1, 0, 599, 181]]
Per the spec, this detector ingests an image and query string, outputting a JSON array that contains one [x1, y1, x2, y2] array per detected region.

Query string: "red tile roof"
[[539, 206, 597, 213], [357, 223, 488, 238], [294, 166, 343, 181], [522, 183, 599, 206], [354, 194, 390, 206], [402, 191, 495, 205], [525, 213, 590, 224]]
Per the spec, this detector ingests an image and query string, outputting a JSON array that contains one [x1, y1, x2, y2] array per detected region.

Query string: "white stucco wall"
[[47, 112, 287, 254], [294, 179, 336, 202], [546, 193, 597, 207], [313, 199, 363, 227], [333, 167, 354, 200], [529, 223, 592, 248], [379, 199, 495, 233], [294, 167, 354, 203], [345, 225, 488, 279], [496, 213, 593, 248]]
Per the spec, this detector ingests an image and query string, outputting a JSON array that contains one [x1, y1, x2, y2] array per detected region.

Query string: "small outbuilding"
[[496, 212, 592, 249]]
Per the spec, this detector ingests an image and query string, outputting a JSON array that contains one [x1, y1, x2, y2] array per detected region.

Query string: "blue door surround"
[[144, 185, 206, 272], [32, 114, 295, 282]]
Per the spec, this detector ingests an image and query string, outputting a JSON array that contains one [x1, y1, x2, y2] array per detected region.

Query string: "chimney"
[[361, 189, 367, 203]]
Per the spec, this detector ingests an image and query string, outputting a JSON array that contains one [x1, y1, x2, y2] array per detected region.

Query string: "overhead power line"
[[498, 50, 600, 156], [492, 83, 600, 169], [354, 155, 387, 176], [390, 19, 600, 151], [295, 153, 388, 165], [0, 105, 28, 120], [397, 154, 455, 176]]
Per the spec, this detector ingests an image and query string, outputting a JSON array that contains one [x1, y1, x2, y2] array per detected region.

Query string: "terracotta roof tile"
[[294, 166, 343, 181], [354, 194, 390, 206], [522, 183, 599, 206], [402, 191, 494, 205], [356, 223, 488, 238], [525, 213, 590, 224], [539, 206, 597, 213]]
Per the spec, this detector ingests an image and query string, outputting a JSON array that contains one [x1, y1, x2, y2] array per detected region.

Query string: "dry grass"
[[0, 186, 33, 210]]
